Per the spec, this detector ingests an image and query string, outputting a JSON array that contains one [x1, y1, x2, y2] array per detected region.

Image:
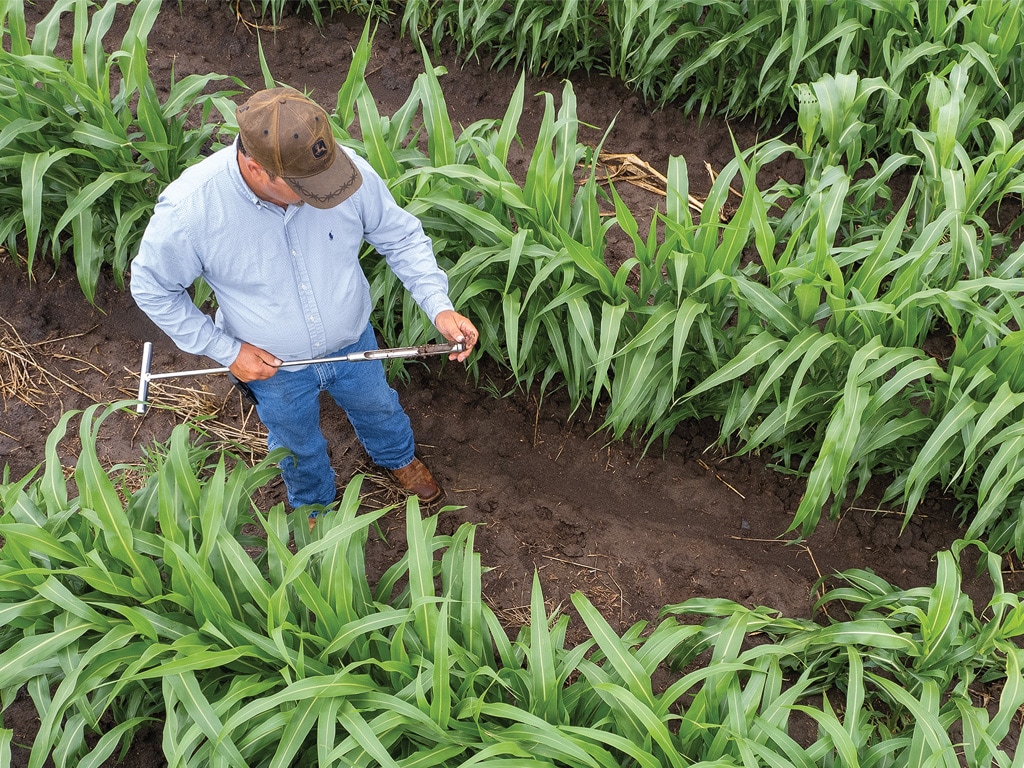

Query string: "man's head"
[[236, 87, 362, 208]]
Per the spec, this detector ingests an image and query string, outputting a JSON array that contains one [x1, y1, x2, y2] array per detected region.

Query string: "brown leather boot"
[[390, 457, 443, 505]]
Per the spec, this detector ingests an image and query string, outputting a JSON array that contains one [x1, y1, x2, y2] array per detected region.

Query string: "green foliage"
[[0, 0, 239, 302], [2, 409, 1022, 765], [662, 539, 1024, 766], [237, 0, 397, 27], [321, 22, 1024, 550], [6, 1, 1024, 546], [5, 3, 1024, 762], [400, 0, 1024, 144]]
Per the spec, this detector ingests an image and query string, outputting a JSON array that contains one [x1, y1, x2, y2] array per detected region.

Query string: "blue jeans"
[[245, 323, 416, 509]]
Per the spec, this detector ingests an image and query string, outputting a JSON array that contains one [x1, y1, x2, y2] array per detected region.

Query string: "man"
[[131, 87, 478, 523]]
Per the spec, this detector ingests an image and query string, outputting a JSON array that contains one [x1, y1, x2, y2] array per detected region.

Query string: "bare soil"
[[2, 3, 1017, 765]]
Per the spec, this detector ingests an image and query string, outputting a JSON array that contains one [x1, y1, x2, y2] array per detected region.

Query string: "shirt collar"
[[229, 138, 266, 208], [230, 137, 306, 212]]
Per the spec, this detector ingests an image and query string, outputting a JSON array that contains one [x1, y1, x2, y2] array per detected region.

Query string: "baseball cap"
[[236, 87, 362, 208]]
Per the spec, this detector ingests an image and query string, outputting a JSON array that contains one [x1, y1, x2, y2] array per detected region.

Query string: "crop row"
[[0, 405, 1021, 765]]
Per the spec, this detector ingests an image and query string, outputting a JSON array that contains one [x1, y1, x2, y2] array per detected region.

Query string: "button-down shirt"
[[130, 141, 453, 367]]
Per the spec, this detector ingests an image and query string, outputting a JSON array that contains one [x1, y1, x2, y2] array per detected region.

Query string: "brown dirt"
[[2, 4, 1017, 766]]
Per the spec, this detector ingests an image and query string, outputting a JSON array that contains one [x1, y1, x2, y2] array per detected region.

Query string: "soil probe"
[[135, 340, 464, 414]]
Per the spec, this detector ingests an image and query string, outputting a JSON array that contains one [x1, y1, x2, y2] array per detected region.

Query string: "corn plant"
[[0, 403, 487, 766], [313, 22, 1024, 549], [235, 0, 396, 27], [398, 0, 1024, 144], [750, 66, 1024, 540], [404, 0, 605, 78], [656, 539, 1024, 766], [4, 406, 1024, 766], [328, 30, 616, 398], [600, 60, 1024, 544], [0, 0, 238, 302]]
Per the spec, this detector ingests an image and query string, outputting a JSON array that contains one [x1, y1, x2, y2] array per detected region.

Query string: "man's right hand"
[[229, 342, 282, 381]]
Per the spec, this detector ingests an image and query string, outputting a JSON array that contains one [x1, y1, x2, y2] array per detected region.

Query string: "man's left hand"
[[435, 309, 478, 363]]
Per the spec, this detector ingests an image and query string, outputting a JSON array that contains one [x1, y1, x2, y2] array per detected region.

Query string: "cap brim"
[[284, 149, 362, 209]]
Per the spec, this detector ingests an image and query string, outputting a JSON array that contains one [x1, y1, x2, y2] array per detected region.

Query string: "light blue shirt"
[[130, 141, 453, 367]]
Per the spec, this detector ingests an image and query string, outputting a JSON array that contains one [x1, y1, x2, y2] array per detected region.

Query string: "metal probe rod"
[[136, 340, 464, 413]]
